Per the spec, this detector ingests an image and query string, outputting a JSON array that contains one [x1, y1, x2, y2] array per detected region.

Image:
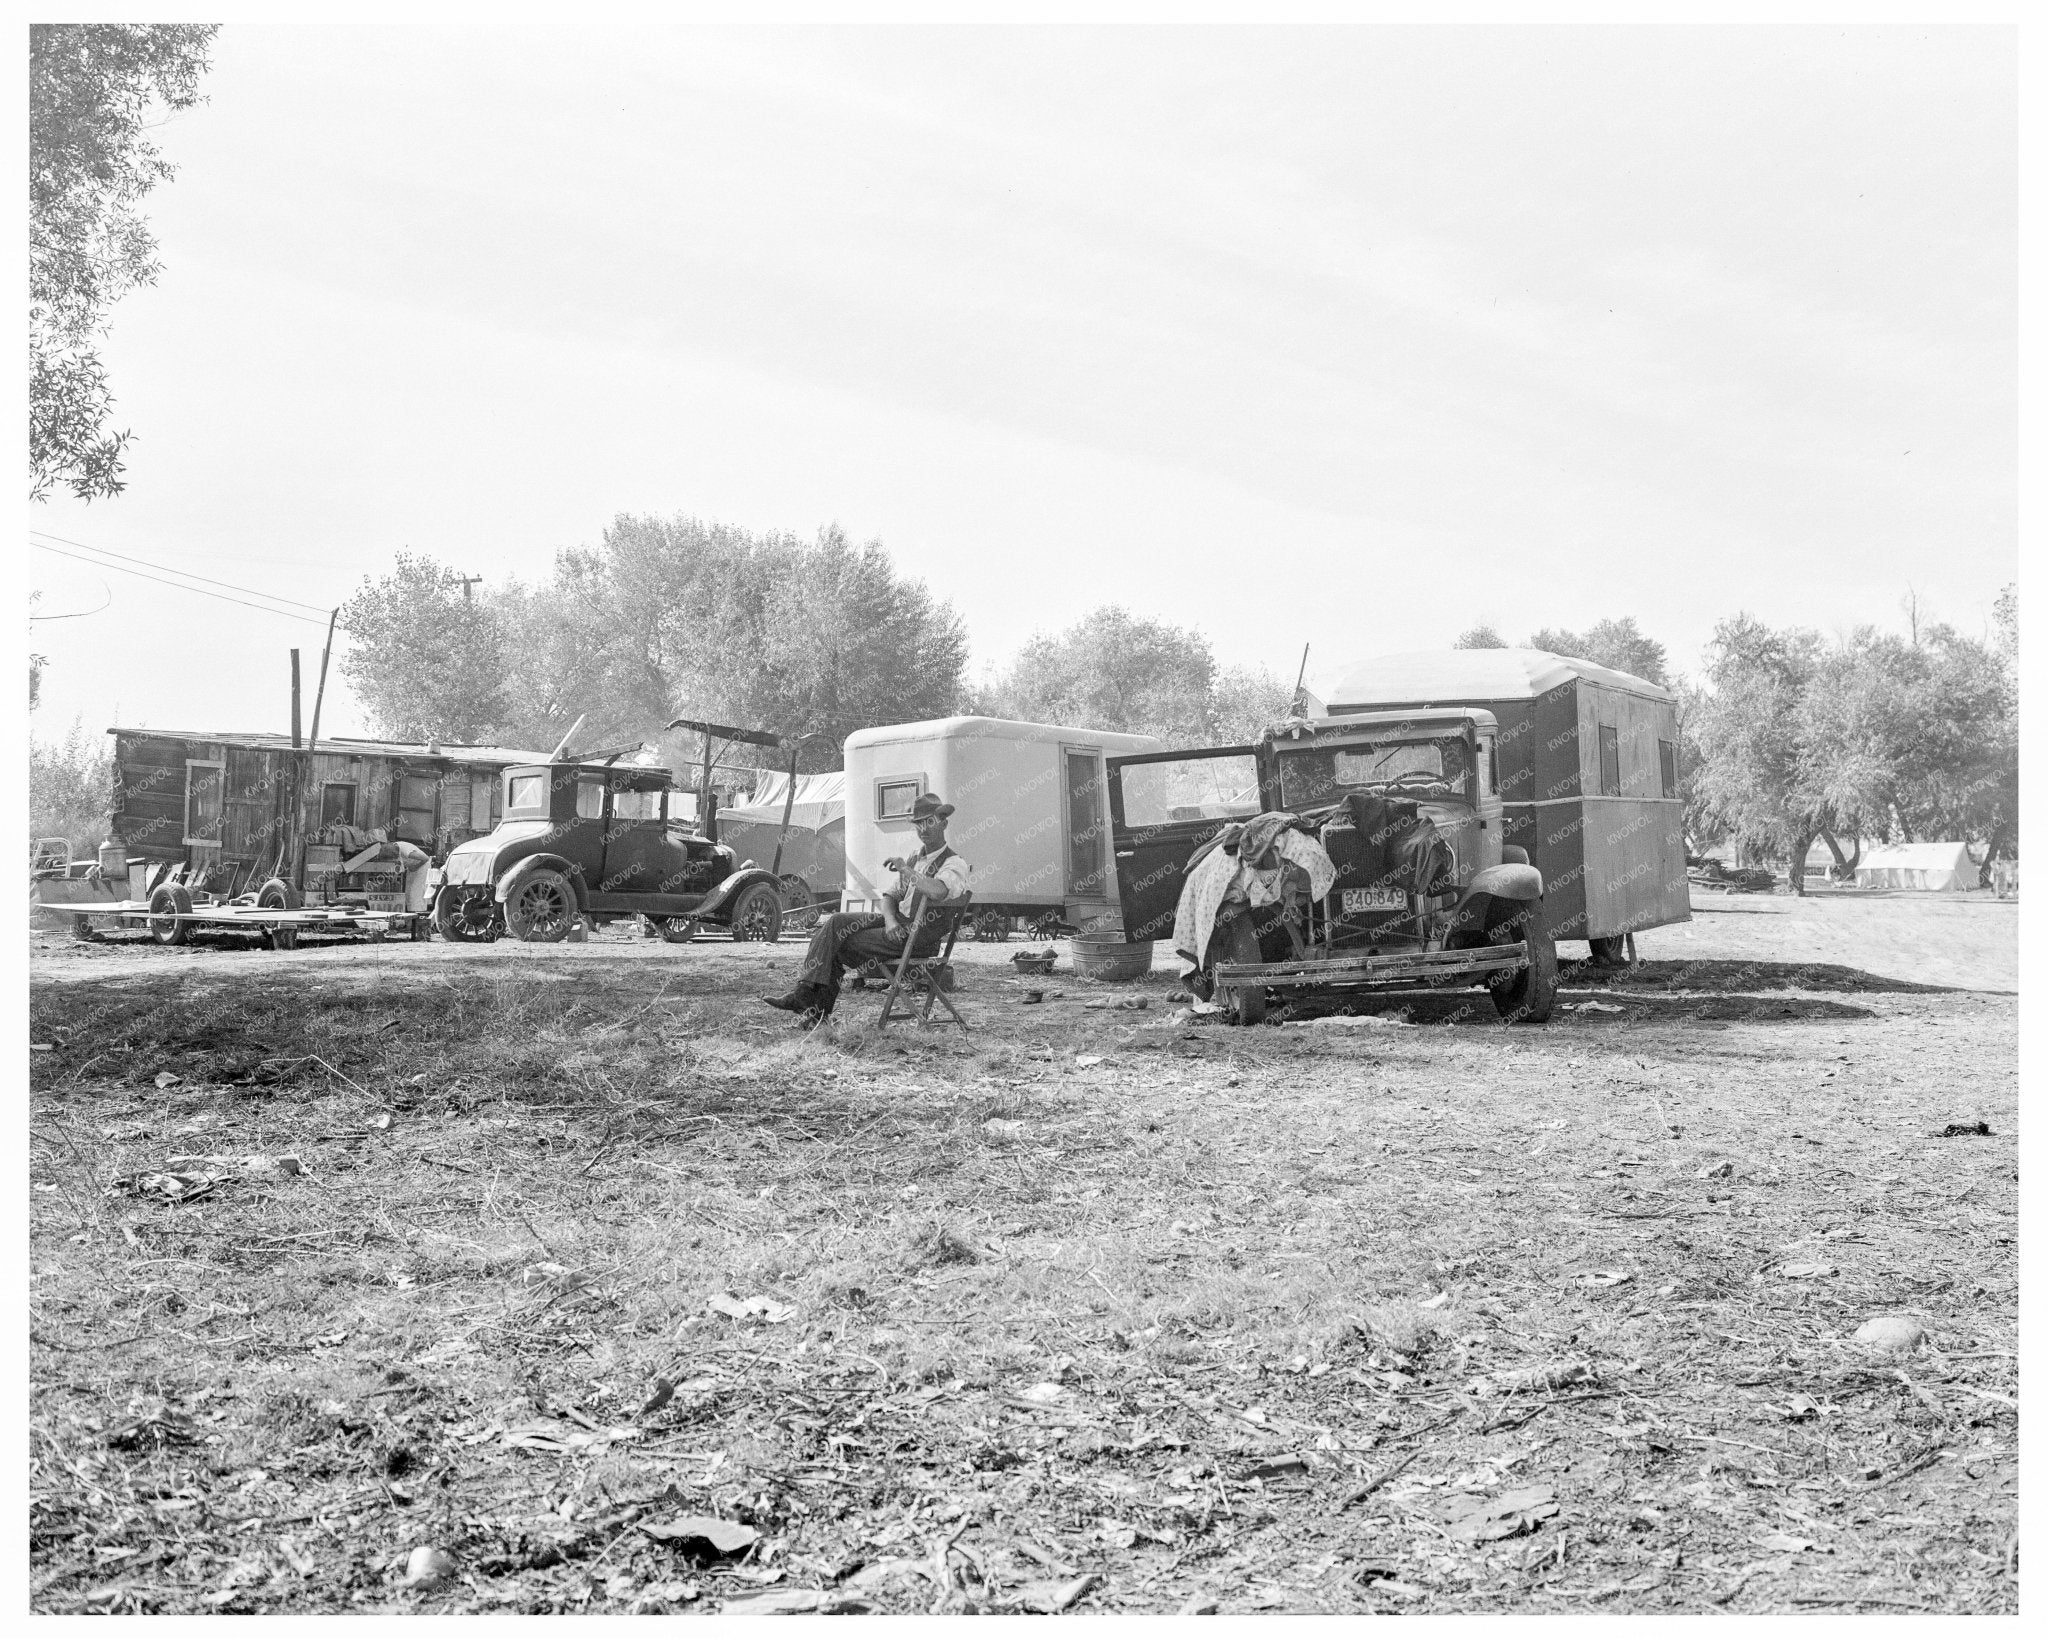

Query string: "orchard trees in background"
[[528, 515, 969, 770], [975, 608, 1215, 742], [335, 519, 969, 772], [1452, 625, 1507, 649], [970, 606, 1295, 746], [30, 24, 217, 501], [1686, 595, 2019, 891], [1687, 615, 1827, 888], [1524, 617, 1670, 686], [339, 554, 510, 744], [30, 718, 114, 855]]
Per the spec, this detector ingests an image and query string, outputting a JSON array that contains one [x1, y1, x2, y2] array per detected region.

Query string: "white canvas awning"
[[1854, 842, 1975, 891], [728, 770, 846, 833]]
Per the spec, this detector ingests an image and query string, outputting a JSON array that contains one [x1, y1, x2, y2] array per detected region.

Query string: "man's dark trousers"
[[794, 912, 944, 1013]]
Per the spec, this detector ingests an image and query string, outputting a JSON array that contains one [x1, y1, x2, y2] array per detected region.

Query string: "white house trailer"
[[842, 717, 1162, 937]]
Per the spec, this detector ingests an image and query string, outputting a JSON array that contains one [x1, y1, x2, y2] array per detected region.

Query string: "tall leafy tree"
[[1687, 614, 1827, 890], [1525, 616, 1669, 686], [30, 24, 217, 501], [1452, 624, 1507, 649], [977, 607, 1217, 742], [30, 716, 114, 854], [338, 554, 511, 743]]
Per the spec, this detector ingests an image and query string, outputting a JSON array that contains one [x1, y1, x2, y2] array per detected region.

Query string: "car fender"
[[1460, 862, 1543, 904], [495, 853, 590, 911], [696, 866, 782, 920]]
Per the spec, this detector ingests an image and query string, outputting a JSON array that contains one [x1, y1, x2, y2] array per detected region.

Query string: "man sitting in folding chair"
[[762, 792, 970, 1029]]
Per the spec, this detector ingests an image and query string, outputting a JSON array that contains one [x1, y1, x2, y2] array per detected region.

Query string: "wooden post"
[[701, 733, 718, 845], [306, 608, 339, 757], [769, 739, 802, 879], [290, 649, 302, 748]]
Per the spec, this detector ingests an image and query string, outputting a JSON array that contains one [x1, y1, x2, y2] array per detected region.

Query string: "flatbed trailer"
[[38, 898, 431, 950]]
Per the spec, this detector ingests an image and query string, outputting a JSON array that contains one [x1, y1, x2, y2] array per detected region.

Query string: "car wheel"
[[1213, 909, 1265, 1024], [254, 877, 301, 949], [435, 884, 493, 943], [973, 909, 1009, 943], [658, 916, 699, 944], [1586, 935, 1628, 967], [1489, 903, 1558, 1023], [504, 869, 577, 943], [148, 883, 193, 946], [778, 875, 821, 932], [1028, 913, 1062, 942], [727, 880, 782, 943]]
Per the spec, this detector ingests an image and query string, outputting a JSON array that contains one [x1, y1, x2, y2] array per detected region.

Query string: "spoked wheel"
[[657, 916, 699, 944], [503, 870, 577, 943], [435, 884, 497, 943], [778, 875, 821, 933], [1028, 913, 1063, 943], [973, 909, 1010, 943], [726, 881, 783, 943], [1586, 935, 1628, 967], [148, 884, 194, 946]]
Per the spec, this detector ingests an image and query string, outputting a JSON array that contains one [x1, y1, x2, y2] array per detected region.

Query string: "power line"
[[30, 540, 344, 629], [28, 527, 337, 615]]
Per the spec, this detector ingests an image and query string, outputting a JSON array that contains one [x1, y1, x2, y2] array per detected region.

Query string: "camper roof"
[[1328, 649, 1671, 709], [1274, 706, 1498, 739], [843, 716, 1162, 753]]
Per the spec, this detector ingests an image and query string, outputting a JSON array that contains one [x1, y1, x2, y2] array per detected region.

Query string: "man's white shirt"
[[909, 845, 971, 904]]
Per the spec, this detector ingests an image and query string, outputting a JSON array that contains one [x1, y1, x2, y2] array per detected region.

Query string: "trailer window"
[[1118, 755, 1261, 828], [1658, 739, 1678, 799], [472, 775, 496, 827], [876, 778, 924, 821], [1598, 726, 1622, 796], [319, 781, 357, 828]]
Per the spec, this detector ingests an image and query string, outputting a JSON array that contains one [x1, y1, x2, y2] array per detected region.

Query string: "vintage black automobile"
[[1107, 707, 1557, 1024], [432, 757, 786, 943]]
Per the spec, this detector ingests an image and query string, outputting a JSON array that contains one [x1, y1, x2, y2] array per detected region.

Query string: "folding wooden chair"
[[877, 890, 972, 1032]]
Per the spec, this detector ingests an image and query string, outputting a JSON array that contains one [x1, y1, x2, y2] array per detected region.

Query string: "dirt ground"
[[28, 890, 2017, 1614]]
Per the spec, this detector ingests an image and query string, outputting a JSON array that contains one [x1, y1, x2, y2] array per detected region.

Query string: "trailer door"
[[1105, 747, 1260, 946]]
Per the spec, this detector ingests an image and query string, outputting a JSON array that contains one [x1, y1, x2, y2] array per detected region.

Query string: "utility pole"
[[290, 649, 302, 747], [451, 573, 483, 602]]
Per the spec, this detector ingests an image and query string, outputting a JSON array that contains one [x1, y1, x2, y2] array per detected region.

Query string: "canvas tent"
[[1854, 842, 1975, 891], [716, 771, 846, 902]]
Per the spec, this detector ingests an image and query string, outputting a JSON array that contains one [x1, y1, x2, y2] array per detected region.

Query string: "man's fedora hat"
[[910, 793, 955, 821]]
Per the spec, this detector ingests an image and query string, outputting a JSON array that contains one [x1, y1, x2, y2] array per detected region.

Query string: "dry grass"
[[28, 919, 2017, 1614]]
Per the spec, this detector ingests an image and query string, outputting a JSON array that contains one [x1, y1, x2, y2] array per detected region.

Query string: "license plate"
[[1341, 887, 1407, 913]]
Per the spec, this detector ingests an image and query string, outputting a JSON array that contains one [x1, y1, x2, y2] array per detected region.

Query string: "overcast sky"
[[28, 24, 2015, 743]]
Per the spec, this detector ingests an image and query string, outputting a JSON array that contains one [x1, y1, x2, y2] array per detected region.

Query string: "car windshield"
[[1277, 738, 1472, 807]]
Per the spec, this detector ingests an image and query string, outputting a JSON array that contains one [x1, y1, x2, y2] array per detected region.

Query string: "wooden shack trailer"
[[841, 717, 1162, 938], [105, 728, 550, 925], [1322, 650, 1690, 957]]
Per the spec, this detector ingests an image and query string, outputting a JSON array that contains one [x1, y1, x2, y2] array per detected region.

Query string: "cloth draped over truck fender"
[[1321, 793, 1454, 899], [1171, 817, 1335, 975]]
